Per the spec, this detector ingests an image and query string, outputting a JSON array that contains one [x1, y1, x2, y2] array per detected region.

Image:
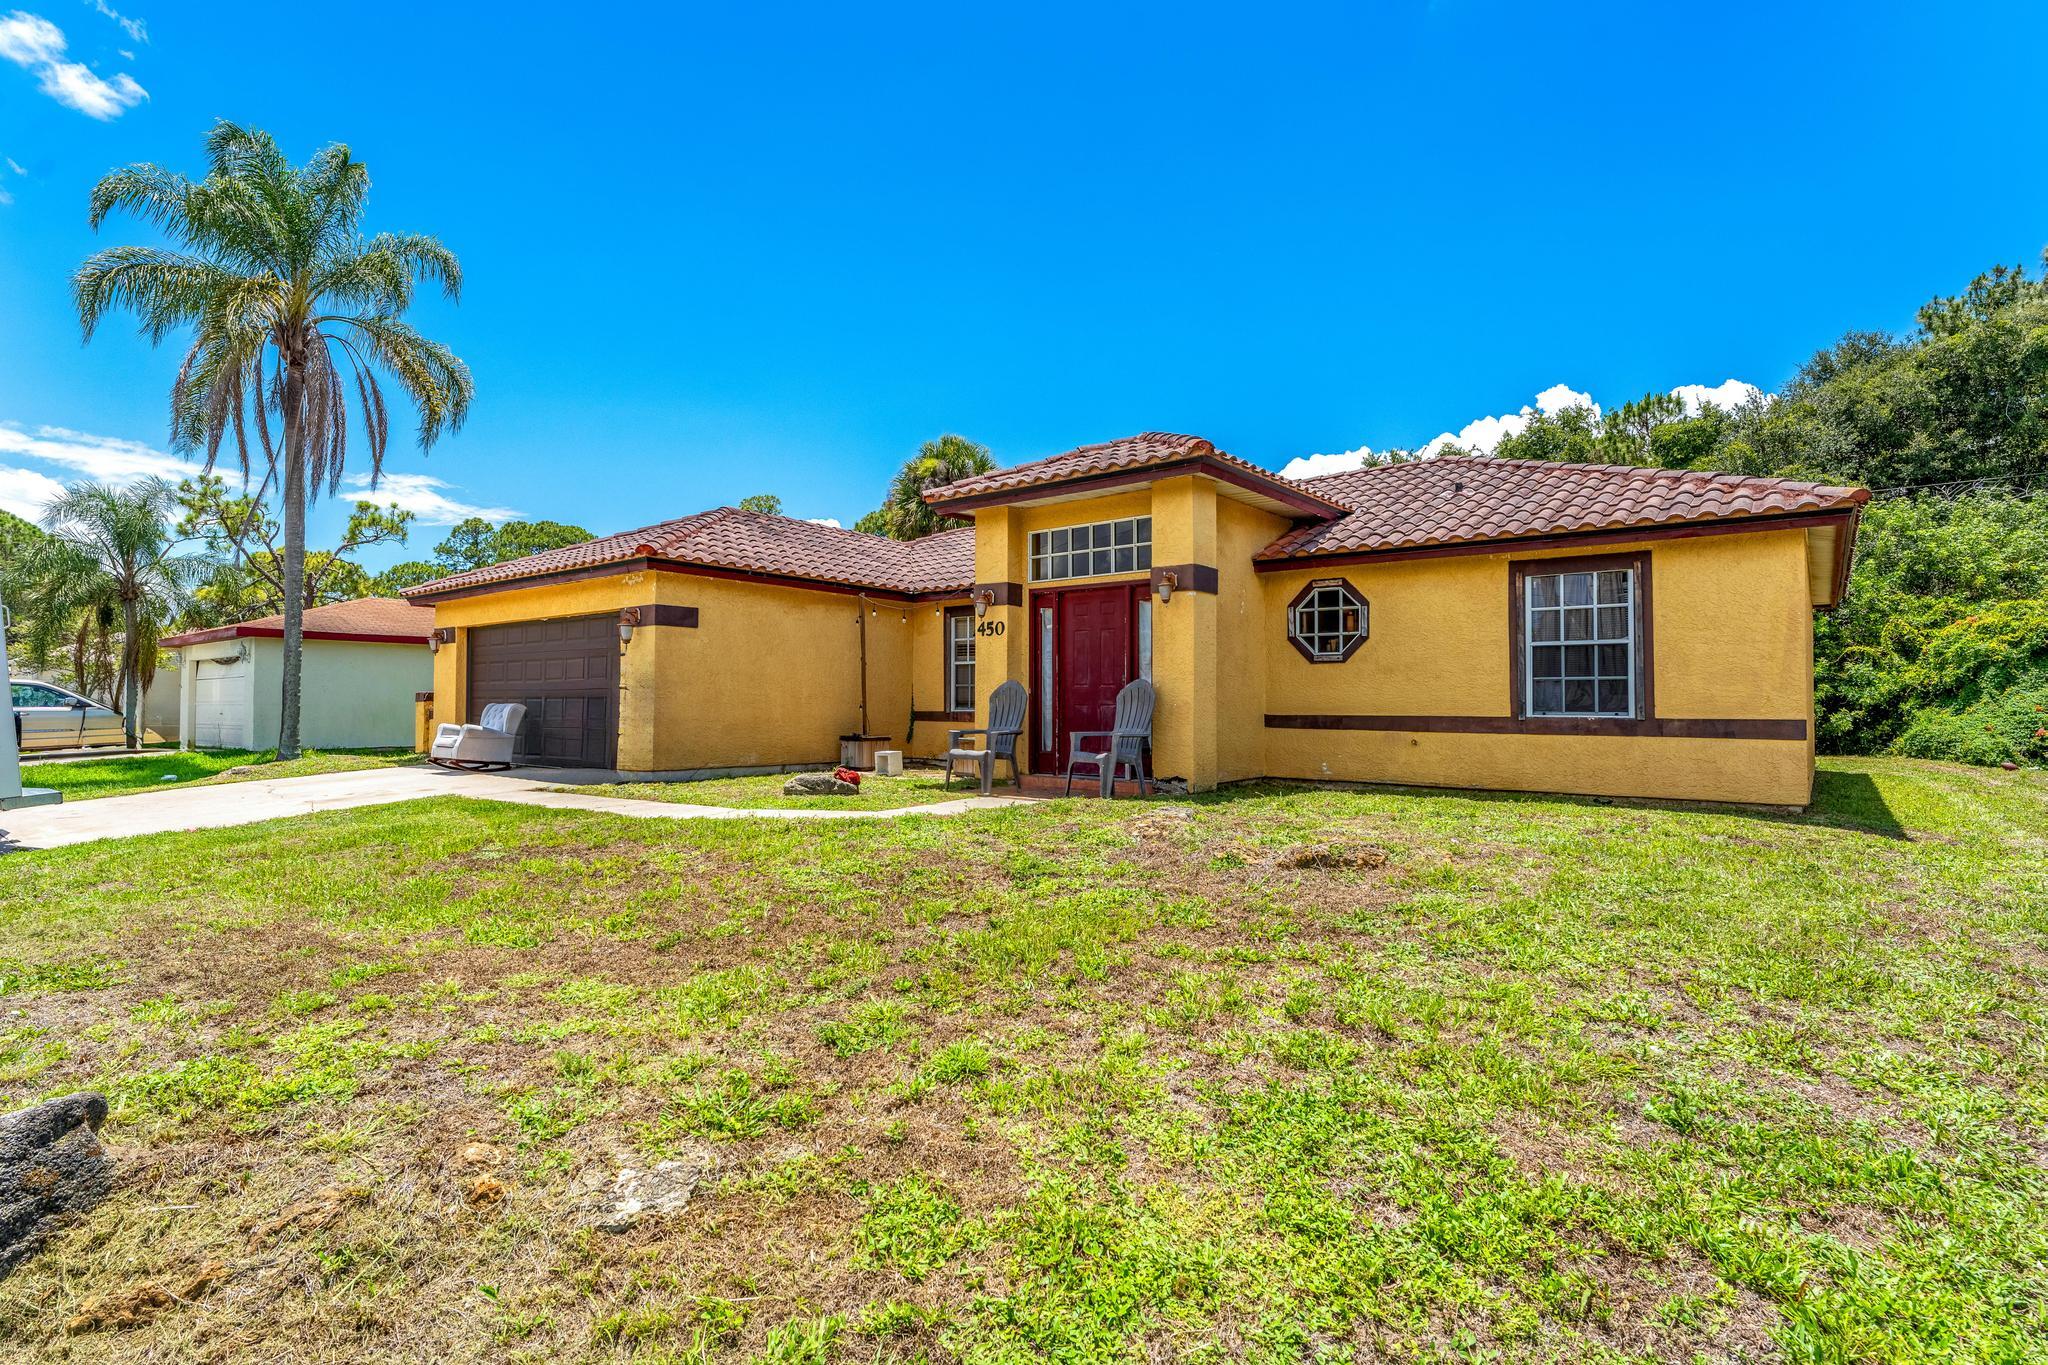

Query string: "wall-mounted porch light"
[[972, 588, 996, 618], [429, 628, 454, 653], [618, 606, 642, 645], [1154, 570, 1180, 605]]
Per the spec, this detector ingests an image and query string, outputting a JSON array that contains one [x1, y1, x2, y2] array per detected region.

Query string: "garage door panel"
[[467, 615, 618, 768]]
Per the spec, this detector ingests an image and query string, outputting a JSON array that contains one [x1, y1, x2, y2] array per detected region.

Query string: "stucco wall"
[[1213, 495, 1291, 785], [428, 569, 969, 773], [1258, 528, 1818, 805], [247, 638, 429, 750]]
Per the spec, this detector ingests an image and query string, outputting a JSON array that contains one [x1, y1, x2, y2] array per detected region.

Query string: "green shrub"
[[1817, 493, 2048, 760], [1892, 665, 2048, 765]]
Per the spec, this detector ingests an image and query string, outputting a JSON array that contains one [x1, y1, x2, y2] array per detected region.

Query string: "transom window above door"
[[1523, 566, 1638, 717], [1029, 516, 1152, 582]]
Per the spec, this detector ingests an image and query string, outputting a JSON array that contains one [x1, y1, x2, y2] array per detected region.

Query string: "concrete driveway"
[[0, 766, 547, 851], [0, 765, 1032, 851]]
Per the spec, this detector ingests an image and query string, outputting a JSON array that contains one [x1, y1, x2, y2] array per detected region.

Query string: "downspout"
[[856, 594, 870, 736]]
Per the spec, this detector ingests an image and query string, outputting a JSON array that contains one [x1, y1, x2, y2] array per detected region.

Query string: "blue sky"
[[1, 1, 2045, 567]]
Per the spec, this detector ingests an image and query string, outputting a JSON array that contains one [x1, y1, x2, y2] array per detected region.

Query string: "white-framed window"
[[1029, 516, 1152, 582], [1524, 567, 1636, 717], [946, 609, 976, 712], [1286, 579, 1368, 663]]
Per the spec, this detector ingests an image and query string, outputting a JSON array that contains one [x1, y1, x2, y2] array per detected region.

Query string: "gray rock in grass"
[[0, 1092, 111, 1278], [782, 772, 858, 796]]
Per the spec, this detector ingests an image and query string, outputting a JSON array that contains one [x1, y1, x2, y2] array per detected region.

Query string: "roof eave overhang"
[[926, 454, 1347, 521], [164, 625, 430, 648], [404, 555, 971, 606], [1252, 507, 1865, 578]]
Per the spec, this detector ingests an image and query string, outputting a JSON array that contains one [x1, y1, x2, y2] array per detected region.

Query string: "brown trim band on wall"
[[640, 604, 699, 628], [1149, 562, 1219, 595], [1264, 713, 1809, 740], [913, 709, 975, 724], [974, 581, 1024, 607]]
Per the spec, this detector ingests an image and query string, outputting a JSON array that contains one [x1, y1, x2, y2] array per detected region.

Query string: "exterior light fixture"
[[618, 606, 642, 644], [972, 588, 996, 618], [1155, 571, 1179, 604], [428, 634, 440, 654], [429, 628, 453, 653]]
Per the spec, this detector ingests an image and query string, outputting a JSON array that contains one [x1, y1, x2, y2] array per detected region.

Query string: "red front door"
[[1036, 585, 1136, 773]]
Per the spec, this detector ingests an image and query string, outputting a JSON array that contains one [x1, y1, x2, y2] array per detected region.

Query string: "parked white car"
[[10, 679, 125, 751]]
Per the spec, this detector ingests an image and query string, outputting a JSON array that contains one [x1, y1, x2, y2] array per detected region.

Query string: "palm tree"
[[74, 121, 472, 758], [18, 479, 211, 748], [858, 434, 996, 539]]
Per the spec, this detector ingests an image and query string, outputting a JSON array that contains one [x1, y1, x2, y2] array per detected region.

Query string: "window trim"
[[1285, 577, 1369, 664], [1028, 516, 1153, 584], [1509, 551, 1654, 723], [943, 605, 976, 715]]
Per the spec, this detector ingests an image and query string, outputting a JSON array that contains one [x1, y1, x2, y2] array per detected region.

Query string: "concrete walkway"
[[483, 787, 1028, 822], [0, 765, 1029, 851]]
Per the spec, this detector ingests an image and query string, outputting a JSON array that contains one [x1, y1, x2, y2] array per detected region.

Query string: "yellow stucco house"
[[404, 432, 1868, 806]]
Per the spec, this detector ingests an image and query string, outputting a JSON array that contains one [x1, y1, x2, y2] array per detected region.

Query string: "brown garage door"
[[468, 615, 618, 768]]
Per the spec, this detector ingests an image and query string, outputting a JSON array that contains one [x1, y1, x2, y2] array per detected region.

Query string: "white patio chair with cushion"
[[429, 702, 526, 772]]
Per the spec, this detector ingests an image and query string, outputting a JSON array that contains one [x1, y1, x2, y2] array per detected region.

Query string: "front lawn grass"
[[0, 757, 2042, 1361], [567, 768, 978, 810], [23, 747, 420, 801]]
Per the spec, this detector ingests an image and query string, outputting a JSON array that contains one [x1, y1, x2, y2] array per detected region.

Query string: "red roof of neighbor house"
[[161, 596, 435, 649], [1258, 456, 1868, 561], [402, 508, 976, 600], [921, 431, 1349, 515]]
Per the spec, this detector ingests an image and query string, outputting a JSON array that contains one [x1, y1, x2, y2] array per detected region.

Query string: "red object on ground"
[[833, 767, 862, 787]]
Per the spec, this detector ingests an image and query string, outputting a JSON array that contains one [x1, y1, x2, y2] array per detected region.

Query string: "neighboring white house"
[[158, 598, 434, 751]]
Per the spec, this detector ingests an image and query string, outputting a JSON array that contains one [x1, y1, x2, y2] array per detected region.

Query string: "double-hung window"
[[946, 609, 976, 712], [1521, 563, 1639, 718]]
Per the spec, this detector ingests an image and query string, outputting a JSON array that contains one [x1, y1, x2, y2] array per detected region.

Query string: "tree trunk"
[[121, 598, 140, 750], [278, 352, 307, 761]]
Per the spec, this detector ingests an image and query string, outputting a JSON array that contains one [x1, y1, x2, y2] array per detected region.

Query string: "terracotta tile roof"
[[402, 509, 975, 599], [923, 431, 1347, 513], [1257, 457, 1869, 561], [161, 596, 435, 648]]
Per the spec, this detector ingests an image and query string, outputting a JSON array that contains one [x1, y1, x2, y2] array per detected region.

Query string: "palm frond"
[[86, 163, 194, 233], [324, 313, 474, 449], [74, 246, 272, 344]]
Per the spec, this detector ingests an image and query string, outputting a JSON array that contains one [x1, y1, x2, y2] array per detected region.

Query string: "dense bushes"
[[1816, 494, 2048, 764]]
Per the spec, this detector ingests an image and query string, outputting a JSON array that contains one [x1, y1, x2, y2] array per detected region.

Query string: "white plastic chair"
[[429, 702, 527, 771]]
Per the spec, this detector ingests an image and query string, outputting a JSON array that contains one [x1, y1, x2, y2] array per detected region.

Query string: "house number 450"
[[976, 620, 1006, 638]]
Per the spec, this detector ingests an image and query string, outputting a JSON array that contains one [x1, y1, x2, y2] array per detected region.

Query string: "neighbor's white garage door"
[[191, 656, 251, 749]]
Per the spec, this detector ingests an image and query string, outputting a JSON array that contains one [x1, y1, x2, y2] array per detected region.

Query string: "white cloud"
[[0, 422, 196, 483], [1418, 383, 1599, 458], [341, 472, 520, 526], [0, 10, 146, 119], [0, 465, 68, 520], [803, 516, 842, 528], [4, 157, 22, 175], [1668, 378, 1764, 415], [0, 187, 11, 206], [88, 0, 146, 43], [1279, 445, 1381, 480]]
